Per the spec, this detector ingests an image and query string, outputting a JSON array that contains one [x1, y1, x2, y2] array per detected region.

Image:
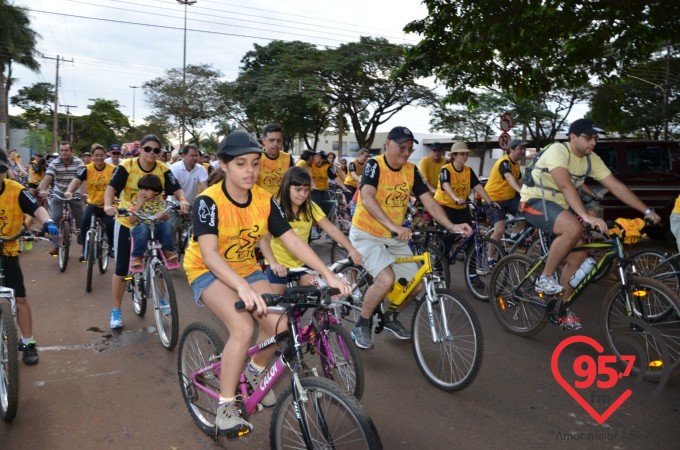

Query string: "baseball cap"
[[451, 142, 471, 153], [109, 144, 121, 153], [431, 142, 444, 151], [0, 148, 9, 172], [508, 139, 528, 149], [568, 119, 605, 136], [387, 126, 419, 144], [217, 131, 264, 157], [317, 150, 327, 159]]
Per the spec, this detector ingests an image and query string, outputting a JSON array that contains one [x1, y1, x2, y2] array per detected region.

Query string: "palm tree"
[[0, 0, 41, 146]]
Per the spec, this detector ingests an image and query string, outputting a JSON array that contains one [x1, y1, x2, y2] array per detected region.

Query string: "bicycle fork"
[[425, 280, 452, 342]]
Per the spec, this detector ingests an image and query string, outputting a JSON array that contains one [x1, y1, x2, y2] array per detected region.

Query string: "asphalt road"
[[1, 238, 678, 449]]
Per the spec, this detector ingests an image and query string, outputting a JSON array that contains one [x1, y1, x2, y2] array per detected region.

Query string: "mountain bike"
[[48, 190, 82, 272], [120, 205, 180, 350], [333, 234, 484, 391], [177, 286, 382, 447], [83, 203, 110, 292], [0, 230, 49, 422], [488, 220, 680, 380]]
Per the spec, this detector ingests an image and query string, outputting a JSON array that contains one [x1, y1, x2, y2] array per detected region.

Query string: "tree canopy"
[[10, 82, 54, 127]]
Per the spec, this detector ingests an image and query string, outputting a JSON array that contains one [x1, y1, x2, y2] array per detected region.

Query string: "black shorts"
[[1, 256, 26, 297], [114, 223, 131, 277], [442, 205, 472, 226], [487, 197, 520, 226], [520, 198, 567, 235]]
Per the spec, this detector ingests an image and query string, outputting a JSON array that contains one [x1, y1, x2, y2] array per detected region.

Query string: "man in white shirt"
[[170, 143, 208, 203], [104, 144, 122, 166]]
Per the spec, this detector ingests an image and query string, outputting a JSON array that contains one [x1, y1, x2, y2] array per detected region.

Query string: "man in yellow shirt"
[[256, 124, 293, 197], [418, 142, 446, 194]]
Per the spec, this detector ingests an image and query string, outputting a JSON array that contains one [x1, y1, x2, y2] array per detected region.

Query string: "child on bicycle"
[[261, 166, 363, 294], [183, 132, 350, 436], [128, 174, 178, 268]]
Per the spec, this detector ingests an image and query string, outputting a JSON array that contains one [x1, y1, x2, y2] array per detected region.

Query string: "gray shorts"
[[349, 227, 419, 282], [520, 198, 567, 235]]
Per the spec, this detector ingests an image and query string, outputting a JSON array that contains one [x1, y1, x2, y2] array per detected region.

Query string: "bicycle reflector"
[[632, 289, 648, 297], [648, 360, 664, 369], [498, 296, 506, 311]]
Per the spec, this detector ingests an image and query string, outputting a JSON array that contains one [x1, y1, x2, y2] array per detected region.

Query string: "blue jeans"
[[130, 222, 174, 257]]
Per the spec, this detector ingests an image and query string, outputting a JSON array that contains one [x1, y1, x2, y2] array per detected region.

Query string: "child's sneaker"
[[215, 401, 253, 438], [110, 308, 124, 330], [164, 250, 179, 261], [131, 256, 143, 268]]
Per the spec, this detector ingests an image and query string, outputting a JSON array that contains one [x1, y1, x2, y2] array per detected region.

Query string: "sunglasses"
[[110, 152, 121, 155], [142, 146, 161, 154]]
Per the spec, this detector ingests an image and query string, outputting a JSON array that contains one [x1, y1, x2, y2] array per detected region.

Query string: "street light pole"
[[629, 75, 669, 140], [129, 85, 139, 125], [176, 0, 196, 149]]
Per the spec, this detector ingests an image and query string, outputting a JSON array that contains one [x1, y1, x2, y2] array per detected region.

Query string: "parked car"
[[587, 140, 680, 242]]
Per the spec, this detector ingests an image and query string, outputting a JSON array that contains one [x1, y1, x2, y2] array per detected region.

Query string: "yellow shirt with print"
[[115, 158, 173, 228], [485, 154, 521, 201], [352, 155, 414, 238], [520, 143, 611, 210], [184, 184, 272, 284], [310, 163, 331, 191], [268, 201, 325, 268], [434, 163, 471, 210], [83, 162, 116, 206], [257, 152, 292, 197], [0, 179, 29, 256], [418, 156, 446, 190], [344, 159, 366, 188]]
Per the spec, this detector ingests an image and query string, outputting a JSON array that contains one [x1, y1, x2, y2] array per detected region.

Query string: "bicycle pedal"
[[223, 425, 252, 440]]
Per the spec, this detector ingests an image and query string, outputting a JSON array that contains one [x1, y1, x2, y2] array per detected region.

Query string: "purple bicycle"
[[177, 286, 381, 447]]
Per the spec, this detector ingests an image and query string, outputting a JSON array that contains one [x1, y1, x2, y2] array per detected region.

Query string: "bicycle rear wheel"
[[150, 262, 178, 350], [464, 237, 505, 302], [629, 249, 679, 295], [85, 234, 95, 292], [411, 288, 483, 391], [0, 302, 19, 422], [58, 221, 70, 272], [316, 323, 365, 399], [488, 254, 549, 336], [178, 322, 224, 435], [97, 221, 109, 274], [269, 376, 382, 449], [600, 276, 680, 381]]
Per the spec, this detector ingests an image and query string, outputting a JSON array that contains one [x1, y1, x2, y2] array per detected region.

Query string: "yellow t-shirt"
[[310, 163, 332, 191], [257, 151, 292, 197], [520, 143, 611, 209], [434, 164, 471, 209], [1, 179, 38, 256], [77, 162, 116, 206], [344, 159, 366, 188], [268, 202, 325, 268], [418, 156, 446, 190], [485, 154, 521, 201]]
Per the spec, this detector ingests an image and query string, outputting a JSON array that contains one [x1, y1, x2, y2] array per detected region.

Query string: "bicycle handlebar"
[[234, 287, 341, 311], [117, 203, 180, 222], [48, 189, 84, 202], [0, 229, 50, 244]]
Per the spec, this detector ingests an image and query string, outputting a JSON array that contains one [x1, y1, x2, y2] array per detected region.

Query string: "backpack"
[[521, 142, 592, 197]]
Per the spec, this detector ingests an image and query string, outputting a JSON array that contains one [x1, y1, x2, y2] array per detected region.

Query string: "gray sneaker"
[[535, 274, 564, 295], [351, 324, 374, 349], [245, 367, 276, 407], [384, 319, 411, 340], [215, 401, 253, 437]]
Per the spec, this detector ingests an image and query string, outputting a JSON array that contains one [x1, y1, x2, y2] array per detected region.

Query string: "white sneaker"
[[215, 401, 253, 436], [245, 367, 276, 407], [535, 275, 564, 295]]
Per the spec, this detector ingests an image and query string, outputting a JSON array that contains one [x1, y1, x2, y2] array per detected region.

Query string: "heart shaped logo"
[[551, 335, 632, 424]]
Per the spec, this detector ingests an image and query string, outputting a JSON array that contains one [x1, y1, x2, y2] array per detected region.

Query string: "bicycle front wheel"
[[411, 288, 483, 391], [629, 249, 679, 295], [128, 272, 146, 316], [464, 237, 505, 302], [488, 254, 548, 336], [0, 302, 19, 422], [177, 322, 224, 435], [600, 276, 680, 381], [97, 221, 109, 274], [150, 262, 178, 350], [58, 220, 70, 272], [85, 234, 95, 292], [269, 376, 382, 450], [316, 323, 365, 399]]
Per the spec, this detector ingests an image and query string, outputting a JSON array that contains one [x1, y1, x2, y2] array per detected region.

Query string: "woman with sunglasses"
[[103, 134, 190, 330]]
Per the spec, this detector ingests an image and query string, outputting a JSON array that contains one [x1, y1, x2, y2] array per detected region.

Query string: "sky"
[[11, 0, 439, 135]]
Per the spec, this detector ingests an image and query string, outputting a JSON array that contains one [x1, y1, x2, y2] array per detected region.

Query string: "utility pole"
[[630, 74, 669, 140], [176, 0, 197, 149], [129, 85, 139, 125], [662, 46, 671, 140], [337, 113, 344, 159], [60, 104, 77, 142], [43, 55, 74, 151]]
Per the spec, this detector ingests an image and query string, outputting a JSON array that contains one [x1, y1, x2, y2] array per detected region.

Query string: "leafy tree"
[[404, 1, 679, 104], [22, 128, 52, 153], [10, 82, 54, 127], [70, 99, 130, 151], [0, 0, 41, 145], [144, 64, 222, 146], [322, 37, 435, 149], [123, 114, 172, 144]]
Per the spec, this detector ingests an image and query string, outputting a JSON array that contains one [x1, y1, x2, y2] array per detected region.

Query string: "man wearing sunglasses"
[[105, 144, 122, 166], [418, 142, 447, 195], [103, 134, 190, 330]]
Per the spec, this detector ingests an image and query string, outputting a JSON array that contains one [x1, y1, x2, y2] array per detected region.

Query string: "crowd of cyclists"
[[0, 117, 666, 437]]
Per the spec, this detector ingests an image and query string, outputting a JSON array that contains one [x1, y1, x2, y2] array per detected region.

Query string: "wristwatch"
[[644, 208, 655, 215]]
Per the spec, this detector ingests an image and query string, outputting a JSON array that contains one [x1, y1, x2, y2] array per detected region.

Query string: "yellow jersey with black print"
[[344, 159, 366, 188], [485, 154, 520, 201], [76, 162, 116, 206], [268, 201, 325, 268], [0, 179, 40, 256], [108, 158, 181, 228], [184, 183, 291, 285], [257, 151, 293, 196], [352, 155, 429, 237], [310, 163, 338, 191], [434, 164, 480, 209]]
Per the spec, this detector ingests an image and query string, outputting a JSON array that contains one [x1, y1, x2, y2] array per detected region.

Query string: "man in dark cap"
[[520, 118, 661, 329]]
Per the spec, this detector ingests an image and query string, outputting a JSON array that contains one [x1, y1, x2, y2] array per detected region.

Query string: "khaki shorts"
[[349, 227, 419, 283]]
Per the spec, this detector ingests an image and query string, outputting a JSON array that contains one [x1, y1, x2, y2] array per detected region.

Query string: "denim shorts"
[[265, 265, 313, 285], [191, 270, 268, 305]]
